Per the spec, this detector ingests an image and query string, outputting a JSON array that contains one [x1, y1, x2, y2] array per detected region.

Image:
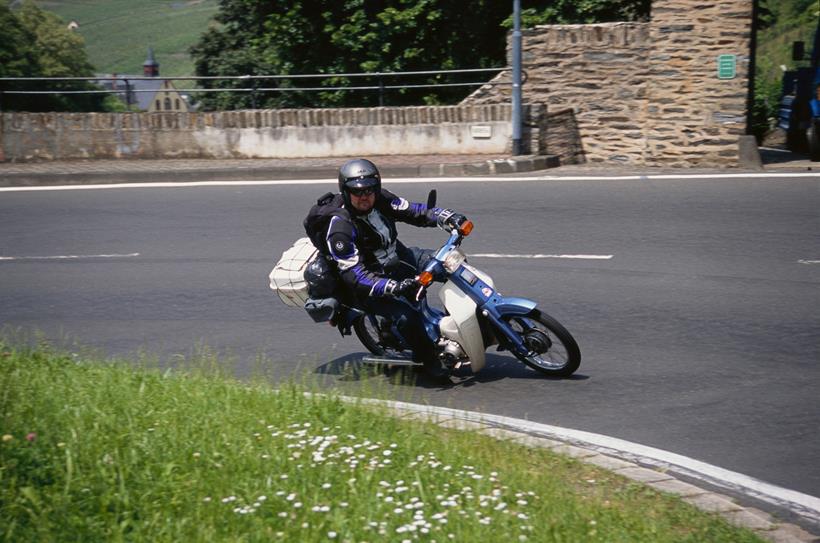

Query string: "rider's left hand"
[[397, 278, 424, 301], [438, 209, 468, 232]]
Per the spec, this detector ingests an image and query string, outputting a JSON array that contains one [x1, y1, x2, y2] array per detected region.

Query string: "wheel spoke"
[[504, 313, 579, 375]]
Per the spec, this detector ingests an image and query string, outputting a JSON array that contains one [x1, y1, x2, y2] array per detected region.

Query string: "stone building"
[[462, 0, 754, 167]]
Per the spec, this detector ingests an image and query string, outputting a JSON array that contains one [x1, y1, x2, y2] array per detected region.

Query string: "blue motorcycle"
[[344, 208, 581, 377]]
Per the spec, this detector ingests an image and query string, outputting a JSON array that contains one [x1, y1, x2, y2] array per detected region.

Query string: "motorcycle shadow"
[[315, 352, 589, 388]]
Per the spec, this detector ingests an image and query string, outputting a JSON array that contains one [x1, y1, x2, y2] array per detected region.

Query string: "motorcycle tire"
[[353, 315, 406, 358], [505, 309, 581, 377]]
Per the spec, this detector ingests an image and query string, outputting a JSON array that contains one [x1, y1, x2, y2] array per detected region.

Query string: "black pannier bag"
[[301, 192, 348, 323]]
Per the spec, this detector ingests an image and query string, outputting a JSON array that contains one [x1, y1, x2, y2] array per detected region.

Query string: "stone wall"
[[462, 0, 753, 167], [0, 105, 544, 162], [465, 22, 650, 165], [542, 108, 585, 165], [644, 0, 752, 165]]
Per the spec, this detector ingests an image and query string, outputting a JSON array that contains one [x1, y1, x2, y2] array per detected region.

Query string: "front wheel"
[[504, 310, 581, 377]]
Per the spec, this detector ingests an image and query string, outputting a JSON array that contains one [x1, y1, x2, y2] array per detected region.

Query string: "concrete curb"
[[344, 396, 820, 543], [0, 155, 559, 187]]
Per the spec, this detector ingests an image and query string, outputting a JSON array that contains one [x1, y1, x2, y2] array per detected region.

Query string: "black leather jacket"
[[324, 189, 446, 298]]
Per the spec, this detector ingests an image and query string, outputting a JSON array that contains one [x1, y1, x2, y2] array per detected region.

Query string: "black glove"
[[437, 209, 468, 232], [385, 278, 422, 300]]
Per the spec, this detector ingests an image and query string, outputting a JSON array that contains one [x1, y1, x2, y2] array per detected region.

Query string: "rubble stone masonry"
[[462, 0, 753, 167]]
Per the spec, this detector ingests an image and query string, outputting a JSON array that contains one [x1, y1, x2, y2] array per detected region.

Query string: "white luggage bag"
[[269, 237, 318, 307]]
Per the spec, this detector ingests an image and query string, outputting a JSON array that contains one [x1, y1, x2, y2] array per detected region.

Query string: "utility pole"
[[512, 0, 523, 155]]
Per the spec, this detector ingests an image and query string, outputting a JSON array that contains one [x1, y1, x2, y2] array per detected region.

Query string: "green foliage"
[[502, 0, 651, 27], [0, 343, 764, 542], [0, 2, 105, 111], [753, 0, 820, 140], [190, 0, 651, 110], [0, 4, 40, 79]]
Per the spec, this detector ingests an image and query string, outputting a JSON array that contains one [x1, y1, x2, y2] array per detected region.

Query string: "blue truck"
[[778, 17, 820, 160]]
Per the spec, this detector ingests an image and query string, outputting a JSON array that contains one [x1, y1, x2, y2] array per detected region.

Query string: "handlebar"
[[411, 220, 474, 300]]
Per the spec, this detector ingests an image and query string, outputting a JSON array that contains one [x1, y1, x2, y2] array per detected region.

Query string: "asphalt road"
[[1, 173, 819, 500]]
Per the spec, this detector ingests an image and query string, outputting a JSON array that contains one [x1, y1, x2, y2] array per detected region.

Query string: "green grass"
[[0, 342, 764, 542], [29, 0, 220, 77]]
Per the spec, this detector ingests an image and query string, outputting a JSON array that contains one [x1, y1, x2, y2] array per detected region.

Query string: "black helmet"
[[338, 158, 381, 208]]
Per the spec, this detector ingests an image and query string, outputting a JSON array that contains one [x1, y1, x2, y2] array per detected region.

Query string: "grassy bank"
[[0, 343, 762, 542]]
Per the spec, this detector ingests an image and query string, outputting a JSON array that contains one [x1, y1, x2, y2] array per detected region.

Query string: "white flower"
[[322, 483, 332, 489], [327, 531, 337, 539]]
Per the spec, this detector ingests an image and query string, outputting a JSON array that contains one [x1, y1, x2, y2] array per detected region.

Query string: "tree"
[[503, 0, 651, 28], [190, 0, 650, 110], [0, 1, 105, 111]]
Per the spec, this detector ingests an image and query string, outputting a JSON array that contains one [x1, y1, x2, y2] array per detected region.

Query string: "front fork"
[[477, 297, 538, 358]]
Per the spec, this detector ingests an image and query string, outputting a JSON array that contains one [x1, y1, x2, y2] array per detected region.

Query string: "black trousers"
[[358, 244, 436, 365]]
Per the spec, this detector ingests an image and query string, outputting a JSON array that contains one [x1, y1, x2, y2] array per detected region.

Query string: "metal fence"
[[0, 67, 517, 109]]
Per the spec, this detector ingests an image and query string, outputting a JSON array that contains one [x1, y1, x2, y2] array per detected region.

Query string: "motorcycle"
[[334, 192, 581, 378]]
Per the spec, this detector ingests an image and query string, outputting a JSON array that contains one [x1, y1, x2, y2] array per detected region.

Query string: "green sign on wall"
[[717, 54, 737, 79]]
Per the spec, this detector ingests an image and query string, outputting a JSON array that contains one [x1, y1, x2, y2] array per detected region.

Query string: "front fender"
[[489, 296, 537, 317], [481, 296, 538, 358]]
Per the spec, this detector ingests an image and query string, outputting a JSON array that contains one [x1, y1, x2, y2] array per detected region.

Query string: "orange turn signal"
[[418, 271, 434, 286], [458, 220, 474, 236]]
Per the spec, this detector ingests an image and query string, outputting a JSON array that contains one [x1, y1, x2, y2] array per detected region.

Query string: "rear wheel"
[[353, 314, 407, 358], [504, 310, 580, 377]]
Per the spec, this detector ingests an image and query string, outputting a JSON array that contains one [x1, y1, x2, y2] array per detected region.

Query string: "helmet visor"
[[343, 175, 379, 191]]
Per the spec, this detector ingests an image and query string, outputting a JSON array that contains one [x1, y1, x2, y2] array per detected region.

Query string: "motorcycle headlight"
[[442, 247, 467, 273]]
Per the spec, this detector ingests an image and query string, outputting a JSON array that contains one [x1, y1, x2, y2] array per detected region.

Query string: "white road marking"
[[350, 397, 820, 524], [0, 253, 140, 261], [472, 253, 613, 260], [1, 171, 820, 192], [798, 259, 820, 264]]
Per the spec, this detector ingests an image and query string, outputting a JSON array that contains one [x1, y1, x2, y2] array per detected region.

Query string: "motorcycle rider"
[[317, 158, 468, 381]]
